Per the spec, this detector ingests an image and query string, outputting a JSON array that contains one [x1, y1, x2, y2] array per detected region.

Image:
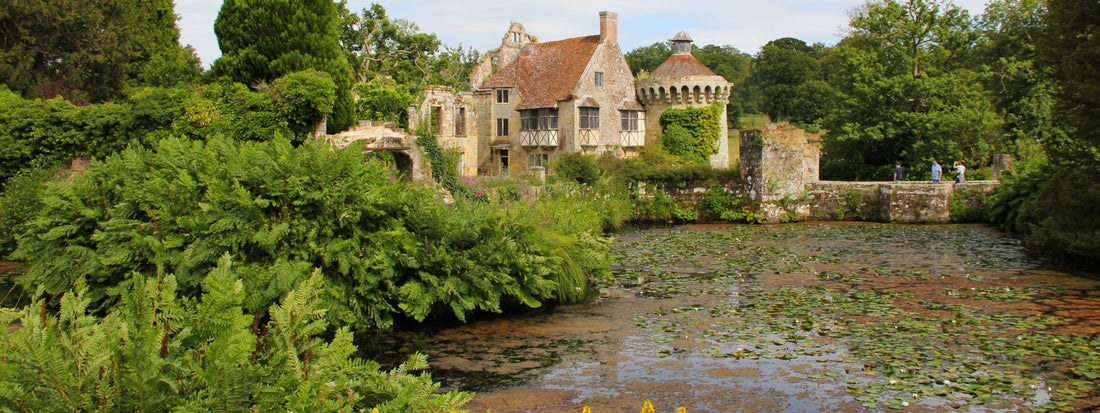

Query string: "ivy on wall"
[[658, 104, 722, 164]]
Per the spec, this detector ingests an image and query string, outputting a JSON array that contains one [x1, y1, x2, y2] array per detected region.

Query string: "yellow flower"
[[583, 407, 592, 413], [641, 400, 656, 413], [678, 408, 687, 413]]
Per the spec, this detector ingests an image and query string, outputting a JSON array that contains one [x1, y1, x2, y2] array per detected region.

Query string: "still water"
[[366, 223, 1100, 412]]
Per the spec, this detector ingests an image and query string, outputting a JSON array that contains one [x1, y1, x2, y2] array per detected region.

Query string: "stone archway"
[[324, 121, 431, 183]]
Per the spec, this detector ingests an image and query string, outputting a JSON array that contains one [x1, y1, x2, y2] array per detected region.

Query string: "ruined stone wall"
[[739, 124, 820, 221], [649, 180, 998, 224], [408, 86, 479, 176]]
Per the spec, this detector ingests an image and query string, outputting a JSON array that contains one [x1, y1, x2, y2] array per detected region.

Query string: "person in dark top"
[[894, 161, 904, 184]]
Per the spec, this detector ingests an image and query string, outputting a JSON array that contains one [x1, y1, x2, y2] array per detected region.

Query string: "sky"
[[176, 0, 991, 69]]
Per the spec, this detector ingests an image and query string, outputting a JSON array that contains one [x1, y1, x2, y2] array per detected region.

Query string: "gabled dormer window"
[[594, 72, 604, 87], [496, 89, 509, 104]]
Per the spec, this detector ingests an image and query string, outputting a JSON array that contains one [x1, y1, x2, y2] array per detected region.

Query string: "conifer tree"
[[212, 0, 355, 133]]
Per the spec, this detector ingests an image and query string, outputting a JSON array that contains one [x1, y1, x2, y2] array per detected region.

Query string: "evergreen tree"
[[212, 0, 355, 133], [0, 0, 199, 103]]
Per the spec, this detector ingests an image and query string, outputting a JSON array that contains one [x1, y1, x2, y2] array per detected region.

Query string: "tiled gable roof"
[[650, 53, 719, 78], [480, 35, 601, 109]]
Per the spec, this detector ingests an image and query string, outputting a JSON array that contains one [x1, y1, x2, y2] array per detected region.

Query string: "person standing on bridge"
[[931, 159, 942, 184], [894, 161, 904, 184], [953, 160, 966, 183]]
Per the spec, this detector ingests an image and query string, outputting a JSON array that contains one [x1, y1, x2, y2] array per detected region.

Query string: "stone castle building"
[[409, 11, 733, 177]]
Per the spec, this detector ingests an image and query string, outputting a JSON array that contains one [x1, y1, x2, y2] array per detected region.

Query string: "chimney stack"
[[599, 11, 618, 45]]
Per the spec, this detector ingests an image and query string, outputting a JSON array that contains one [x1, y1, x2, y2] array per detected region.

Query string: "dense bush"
[[0, 168, 51, 257], [0, 256, 471, 412], [552, 152, 601, 185], [12, 135, 608, 330], [990, 165, 1100, 265], [948, 186, 993, 223], [0, 89, 141, 187], [700, 184, 763, 223]]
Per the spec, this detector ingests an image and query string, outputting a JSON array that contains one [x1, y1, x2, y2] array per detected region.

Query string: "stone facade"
[[408, 86, 479, 176], [807, 181, 999, 223], [406, 11, 732, 177], [469, 11, 645, 175], [637, 32, 733, 168]]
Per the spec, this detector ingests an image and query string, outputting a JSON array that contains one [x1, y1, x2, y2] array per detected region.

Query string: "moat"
[[366, 223, 1100, 412]]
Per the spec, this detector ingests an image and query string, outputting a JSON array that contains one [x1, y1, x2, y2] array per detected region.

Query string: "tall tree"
[[625, 42, 673, 77], [994, 0, 1100, 263], [821, 0, 1000, 180], [212, 0, 354, 133], [0, 0, 199, 103], [751, 38, 833, 124], [1039, 0, 1100, 165], [338, 3, 442, 86], [975, 0, 1056, 160]]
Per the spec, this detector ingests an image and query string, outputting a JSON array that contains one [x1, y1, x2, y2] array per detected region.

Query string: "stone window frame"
[[496, 89, 509, 104], [620, 110, 639, 131], [579, 107, 600, 130], [496, 118, 509, 136], [594, 71, 604, 87]]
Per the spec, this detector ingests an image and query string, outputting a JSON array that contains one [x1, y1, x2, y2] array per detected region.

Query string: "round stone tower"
[[637, 31, 733, 168]]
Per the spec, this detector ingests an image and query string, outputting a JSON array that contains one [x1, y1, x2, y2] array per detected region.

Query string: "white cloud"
[[176, 0, 989, 68]]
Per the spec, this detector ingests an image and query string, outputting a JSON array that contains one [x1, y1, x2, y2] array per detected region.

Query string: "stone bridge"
[[324, 121, 430, 183], [739, 124, 1001, 223]]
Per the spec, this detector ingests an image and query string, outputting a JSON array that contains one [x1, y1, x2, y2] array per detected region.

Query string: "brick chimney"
[[600, 11, 618, 45]]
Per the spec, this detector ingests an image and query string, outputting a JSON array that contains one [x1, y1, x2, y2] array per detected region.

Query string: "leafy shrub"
[[658, 105, 722, 164], [949, 186, 992, 223], [270, 69, 337, 138], [13, 136, 607, 329], [700, 184, 761, 223], [0, 168, 51, 257], [634, 191, 697, 224], [553, 152, 601, 185], [0, 256, 471, 412], [990, 165, 1100, 265], [0, 89, 138, 187]]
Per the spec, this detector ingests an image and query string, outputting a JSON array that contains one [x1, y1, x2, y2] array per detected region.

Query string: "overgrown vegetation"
[[658, 105, 723, 164], [0, 256, 471, 412]]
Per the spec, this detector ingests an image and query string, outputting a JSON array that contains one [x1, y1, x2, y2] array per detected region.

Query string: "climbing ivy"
[[658, 104, 722, 164]]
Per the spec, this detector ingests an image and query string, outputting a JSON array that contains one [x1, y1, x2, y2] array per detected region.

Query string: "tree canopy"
[[751, 38, 832, 125], [820, 0, 1000, 180], [0, 0, 200, 103], [212, 0, 355, 132]]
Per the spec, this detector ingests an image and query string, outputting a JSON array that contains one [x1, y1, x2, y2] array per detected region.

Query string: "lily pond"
[[367, 223, 1100, 412]]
